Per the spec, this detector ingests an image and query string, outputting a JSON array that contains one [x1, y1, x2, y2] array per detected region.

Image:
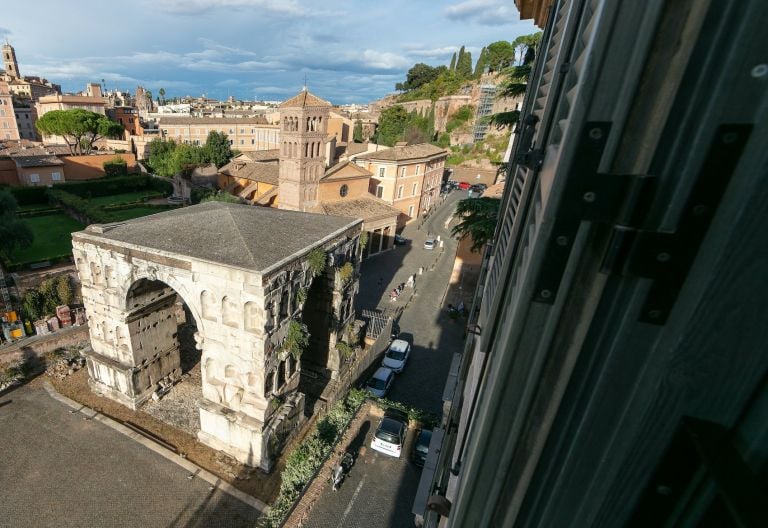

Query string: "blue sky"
[[0, 0, 536, 104]]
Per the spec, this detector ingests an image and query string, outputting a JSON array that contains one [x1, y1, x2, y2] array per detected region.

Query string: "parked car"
[[447, 180, 459, 189], [412, 428, 433, 467], [424, 237, 436, 250], [469, 184, 485, 194], [394, 234, 407, 246], [365, 366, 395, 398], [371, 408, 409, 458], [382, 338, 411, 373], [458, 181, 471, 190], [440, 183, 453, 194]]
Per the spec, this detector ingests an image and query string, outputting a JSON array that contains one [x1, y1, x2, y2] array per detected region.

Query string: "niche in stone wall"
[[222, 296, 239, 328], [244, 301, 259, 333], [201, 290, 216, 321]]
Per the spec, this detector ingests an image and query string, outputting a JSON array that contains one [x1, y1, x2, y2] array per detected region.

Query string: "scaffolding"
[[472, 84, 496, 142]]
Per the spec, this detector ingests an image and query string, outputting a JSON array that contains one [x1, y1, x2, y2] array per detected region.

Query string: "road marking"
[[337, 475, 366, 528]]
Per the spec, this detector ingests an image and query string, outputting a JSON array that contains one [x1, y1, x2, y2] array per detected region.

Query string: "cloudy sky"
[[0, 0, 536, 104]]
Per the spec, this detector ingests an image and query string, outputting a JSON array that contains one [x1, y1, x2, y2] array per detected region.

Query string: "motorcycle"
[[331, 451, 355, 491]]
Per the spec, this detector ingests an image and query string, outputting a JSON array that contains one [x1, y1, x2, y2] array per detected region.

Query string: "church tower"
[[278, 88, 331, 212], [2, 42, 20, 79]]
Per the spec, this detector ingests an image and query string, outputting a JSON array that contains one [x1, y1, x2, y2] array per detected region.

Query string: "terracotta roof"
[[345, 142, 370, 156], [242, 149, 280, 162], [317, 196, 400, 223], [322, 161, 372, 181], [219, 160, 279, 185], [0, 145, 70, 157], [158, 116, 270, 125], [279, 89, 332, 108], [354, 143, 447, 162], [13, 155, 64, 168], [73, 202, 360, 274]]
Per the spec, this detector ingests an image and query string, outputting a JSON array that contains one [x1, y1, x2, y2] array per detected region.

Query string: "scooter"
[[331, 451, 355, 491]]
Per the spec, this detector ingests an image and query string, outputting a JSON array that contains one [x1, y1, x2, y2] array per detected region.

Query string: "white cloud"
[[154, 0, 306, 16], [444, 0, 518, 26], [403, 45, 459, 59]]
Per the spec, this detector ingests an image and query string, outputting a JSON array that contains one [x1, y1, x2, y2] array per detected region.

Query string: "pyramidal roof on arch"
[[73, 202, 360, 274], [279, 88, 332, 108]]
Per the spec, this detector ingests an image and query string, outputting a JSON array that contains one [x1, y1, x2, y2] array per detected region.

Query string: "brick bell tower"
[[2, 42, 20, 79], [277, 87, 331, 211]]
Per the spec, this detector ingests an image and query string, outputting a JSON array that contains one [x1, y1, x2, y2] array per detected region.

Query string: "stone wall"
[[0, 324, 90, 366]]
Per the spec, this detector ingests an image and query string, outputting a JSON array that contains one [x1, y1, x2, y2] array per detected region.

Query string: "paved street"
[[0, 383, 263, 528], [305, 191, 467, 527]]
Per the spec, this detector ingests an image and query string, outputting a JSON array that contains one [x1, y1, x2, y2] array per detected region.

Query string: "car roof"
[[383, 407, 409, 422], [373, 366, 394, 379], [389, 339, 409, 352]]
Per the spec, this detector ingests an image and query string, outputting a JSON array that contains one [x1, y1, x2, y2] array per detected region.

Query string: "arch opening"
[[125, 278, 203, 436]]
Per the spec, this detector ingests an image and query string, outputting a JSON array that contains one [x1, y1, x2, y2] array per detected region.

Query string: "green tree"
[[36, 109, 123, 155], [158, 87, 166, 104], [204, 131, 233, 168], [353, 120, 363, 143], [22, 289, 44, 321], [56, 275, 73, 306], [512, 32, 543, 65], [456, 47, 473, 78], [474, 47, 488, 77], [38, 278, 60, 314], [488, 62, 534, 129], [172, 143, 207, 173], [201, 191, 242, 203], [147, 138, 178, 177], [0, 190, 33, 259], [397, 63, 446, 92], [376, 105, 411, 146], [485, 40, 515, 72], [451, 197, 501, 252], [449, 52, 457, 70]]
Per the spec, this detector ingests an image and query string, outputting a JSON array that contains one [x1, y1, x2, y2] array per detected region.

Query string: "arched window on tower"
[[304, 143, 309, 157]]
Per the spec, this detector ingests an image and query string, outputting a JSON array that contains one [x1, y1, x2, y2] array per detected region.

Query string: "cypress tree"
[[457, 48, 473, 78], [449, 52, 457, 70], [474, 47, 488, 77]]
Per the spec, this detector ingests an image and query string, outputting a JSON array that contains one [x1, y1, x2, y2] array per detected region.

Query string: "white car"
[[382, 339, 411, 373], [424, 237, 436, 250], [365, 367, 395, 398], [370, 408, 409, 458]]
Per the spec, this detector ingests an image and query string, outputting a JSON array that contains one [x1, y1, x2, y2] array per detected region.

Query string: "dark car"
[[394, 234, 407, 245], [412, 428, 432, 467], [441, 183, 453, 194], [371, 408, 409, 458], [469, 184, 485, 193]]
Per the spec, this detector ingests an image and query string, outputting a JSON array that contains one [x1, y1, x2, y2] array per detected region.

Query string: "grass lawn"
[[10, 213, 85, 265], [87, 190, 166, 207], [104, 206, 171, 222]]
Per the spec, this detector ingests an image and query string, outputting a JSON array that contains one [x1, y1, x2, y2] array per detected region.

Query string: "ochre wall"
[[318, 177, 369, 202], [62, 153, 138, 181]]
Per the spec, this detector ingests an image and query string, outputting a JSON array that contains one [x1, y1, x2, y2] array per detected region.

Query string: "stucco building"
[[0, 80, 19, 141], [354, 143, 447, 225], [158, 116, 279, 151]]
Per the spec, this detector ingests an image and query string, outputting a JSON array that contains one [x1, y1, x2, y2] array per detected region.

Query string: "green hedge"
[[103, 157, 128, 178], [8, 186, 48, 206], [52, 175, 172, 198], [48, 189, 112, 223]]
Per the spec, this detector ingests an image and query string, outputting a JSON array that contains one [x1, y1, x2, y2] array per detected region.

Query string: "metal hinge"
[[533, 122, 752, 325]]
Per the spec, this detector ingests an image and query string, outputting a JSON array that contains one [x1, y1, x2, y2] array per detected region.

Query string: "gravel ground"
[[142, 362, 203, 437]]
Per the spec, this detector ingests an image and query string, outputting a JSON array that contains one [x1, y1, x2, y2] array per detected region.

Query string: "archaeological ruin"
[[72, 201, 362, 470]]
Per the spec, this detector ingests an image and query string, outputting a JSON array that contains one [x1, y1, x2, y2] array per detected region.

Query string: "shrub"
[[260, 388, 367, 527], [337, 262, 354, 286], [103, 156, 128, 178], [282, 320, 310, 360], [306, 248, 326, 277], [8, 186, 48, 206], [335, 341, 355, 359]]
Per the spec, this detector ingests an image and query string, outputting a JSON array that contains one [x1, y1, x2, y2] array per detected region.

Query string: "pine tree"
[[474, 47, 488, 77], [457, 48, 473, 78], [449, 52, 457, 71]]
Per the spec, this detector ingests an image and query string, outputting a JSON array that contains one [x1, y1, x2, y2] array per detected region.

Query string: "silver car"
[[382, 339, 411, 373]]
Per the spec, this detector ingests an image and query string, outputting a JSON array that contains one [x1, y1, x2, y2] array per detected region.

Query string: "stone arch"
[[244, 301, 259, 332], [201, 290, 216, 321]]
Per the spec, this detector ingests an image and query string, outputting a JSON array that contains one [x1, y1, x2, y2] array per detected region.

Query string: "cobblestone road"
[[304, 191, 467, 527]]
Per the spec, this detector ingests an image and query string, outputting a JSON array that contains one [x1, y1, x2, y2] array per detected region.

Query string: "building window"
[[240, 139, 244, 144], [229, 129, 234, 134], [51, 172, 62, 181], [240, 129, 244, 134], [30, 173, 40, 183], [229, 140, 233, 145], [416, 165, 420, 175], [251, 139, 255, 144], [397, 185, 403, 199], [376, 185, 384, 198], [412, 183, 417, 195], [400, 167, 406, 178], [408, 205, 414, 217], [339, 184, 348, 198], [378, 167, 385, 178]]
